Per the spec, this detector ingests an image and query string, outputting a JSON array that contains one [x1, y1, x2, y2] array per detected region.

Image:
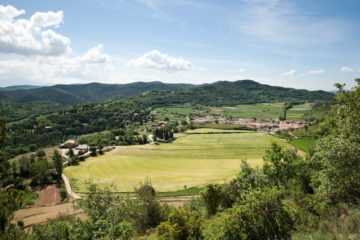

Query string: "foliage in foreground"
[[1, 79, 360, 240]]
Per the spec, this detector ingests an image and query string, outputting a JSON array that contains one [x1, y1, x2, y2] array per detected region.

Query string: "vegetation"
[[64, 131, 292, 192], [290, 138, 316, 152], [210, 102, 286, 120], [3, 79, 359, 240]]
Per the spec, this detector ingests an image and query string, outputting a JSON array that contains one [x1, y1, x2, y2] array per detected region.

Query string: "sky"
[[0, 0, 359, 90]]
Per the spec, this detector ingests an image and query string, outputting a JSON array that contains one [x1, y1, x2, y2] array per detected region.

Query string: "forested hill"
[[1, 80, 333, 106], [0, 85, 40, 91], [0, 81, 195, 105], [139, 80, 335, 107]]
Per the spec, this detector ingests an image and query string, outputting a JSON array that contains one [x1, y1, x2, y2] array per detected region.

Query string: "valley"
[[64, 129, 293, 193]]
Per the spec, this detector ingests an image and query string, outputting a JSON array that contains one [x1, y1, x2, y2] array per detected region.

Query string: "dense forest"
[[0, 79, 359, 239]]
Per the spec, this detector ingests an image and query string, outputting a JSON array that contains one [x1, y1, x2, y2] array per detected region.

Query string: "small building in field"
[[61, 139, 78, 149], [75, 144, 89, 152]]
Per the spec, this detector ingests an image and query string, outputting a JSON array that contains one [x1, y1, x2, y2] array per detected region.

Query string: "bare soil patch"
[[33, 184, 61, 206], [13, 202, 85, 228]]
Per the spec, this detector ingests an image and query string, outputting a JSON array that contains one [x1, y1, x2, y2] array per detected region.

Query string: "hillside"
[[139, 80, 334, 107], [0, 81, 195, 105], [0, 80, 334, 122], [0, 80, 333, 106], [0, 85, 40, 91]]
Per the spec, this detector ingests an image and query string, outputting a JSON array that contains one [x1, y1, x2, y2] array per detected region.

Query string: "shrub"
[[134, 180, 164, 233], [201, 184, 222, 216], [60, 187, 67, 201], [157, 208, 203, 240]]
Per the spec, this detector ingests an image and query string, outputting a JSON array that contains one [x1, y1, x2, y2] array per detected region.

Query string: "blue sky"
[[0, 0, 359, 90]]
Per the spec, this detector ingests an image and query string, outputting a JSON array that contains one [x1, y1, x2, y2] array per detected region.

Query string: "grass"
[[198, 123, 248, 130], [286, 102, 313, 120], [157, 186, 204, 197], [22, 191, 38, 206], [64, 130, 293, 193], [290, 138, 316, 152], [293, 206, 360, 240], [210, 103, 285, 120], [185, 128, 249, 134], [154, 102, 311, 121], [9, 147, 60, 165], [154, 105, 194, 121]]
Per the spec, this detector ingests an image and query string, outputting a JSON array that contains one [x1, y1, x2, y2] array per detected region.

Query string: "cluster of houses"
[[191, 116, 308, 133], [60, 139, 89, 155]]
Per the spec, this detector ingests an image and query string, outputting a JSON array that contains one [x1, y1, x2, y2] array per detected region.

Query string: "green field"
[[154, 105, 194, 121], [185, 128, 248, 134], [154, 102, 312, 121], [210, 103, 285, 120], [290, 138, 316, 152], [64, 130, 293, 193], [286, 103, 313, 120]]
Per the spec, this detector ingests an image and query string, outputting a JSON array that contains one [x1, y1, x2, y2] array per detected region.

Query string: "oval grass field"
[[64, 130, 293, 193]]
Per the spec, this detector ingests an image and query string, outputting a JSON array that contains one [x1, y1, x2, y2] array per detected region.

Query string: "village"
[[190, 115, 308, 134]]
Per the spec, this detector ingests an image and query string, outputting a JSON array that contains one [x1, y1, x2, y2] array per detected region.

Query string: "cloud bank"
[[0, 5, 112, 85]]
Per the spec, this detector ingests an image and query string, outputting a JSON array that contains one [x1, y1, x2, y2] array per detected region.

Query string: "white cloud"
[[308, 69, 324, 74], [0, 44, 113, 84], [126, 50, 192, 72], [282, 69, 296, 76], [0, 5, 71, 56], [340, 66, 354, 73], [0, 5, 113, 85]]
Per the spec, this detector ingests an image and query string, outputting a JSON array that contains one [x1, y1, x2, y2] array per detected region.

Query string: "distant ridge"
[[140, 79, 334, 107], [0, 80, 334, 106], [0, 85, 40, 91], [0, 81, 196, 105]]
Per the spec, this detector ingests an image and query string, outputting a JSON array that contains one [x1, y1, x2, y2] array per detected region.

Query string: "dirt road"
[[62, 173, 81, 200]]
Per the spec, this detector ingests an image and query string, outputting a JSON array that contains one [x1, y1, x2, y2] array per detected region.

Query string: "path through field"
[[62, 173, 81, 200]]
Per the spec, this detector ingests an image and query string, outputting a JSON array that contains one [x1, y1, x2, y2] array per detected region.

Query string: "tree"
[[0, 117, 5, 145], [134, 179, 163, 233], [36, 149, 46, 158], [29, 144, 37, 152], [201, 184, 222, 216], [157, 208, 203, 240], [53, 150, 63, 180], [312, 79, 360, 203], [79, 183, 135, 239], [203, 188, 293, 240], [67, 148, 74, 158], [90, 147, 97, 157], [0, 189, 25, 235], [263, 143, 298, 188], [98, 145, 104, 155]]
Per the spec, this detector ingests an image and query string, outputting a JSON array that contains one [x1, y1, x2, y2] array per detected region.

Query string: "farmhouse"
[[75, 144, 89, 152], [61, 139, 78, 149]]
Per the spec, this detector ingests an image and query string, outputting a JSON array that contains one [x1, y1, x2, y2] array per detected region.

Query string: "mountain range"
[[0, 80, 333, 106]]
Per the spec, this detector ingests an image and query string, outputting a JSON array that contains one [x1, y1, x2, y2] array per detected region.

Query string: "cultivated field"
[[209, 103, 285, 119], [155, 102, 312, 121], [286, 102, 313, 120], [64, 130, 293, 193], [290, 138, 316, 152], [154, 105, 194, 121]]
